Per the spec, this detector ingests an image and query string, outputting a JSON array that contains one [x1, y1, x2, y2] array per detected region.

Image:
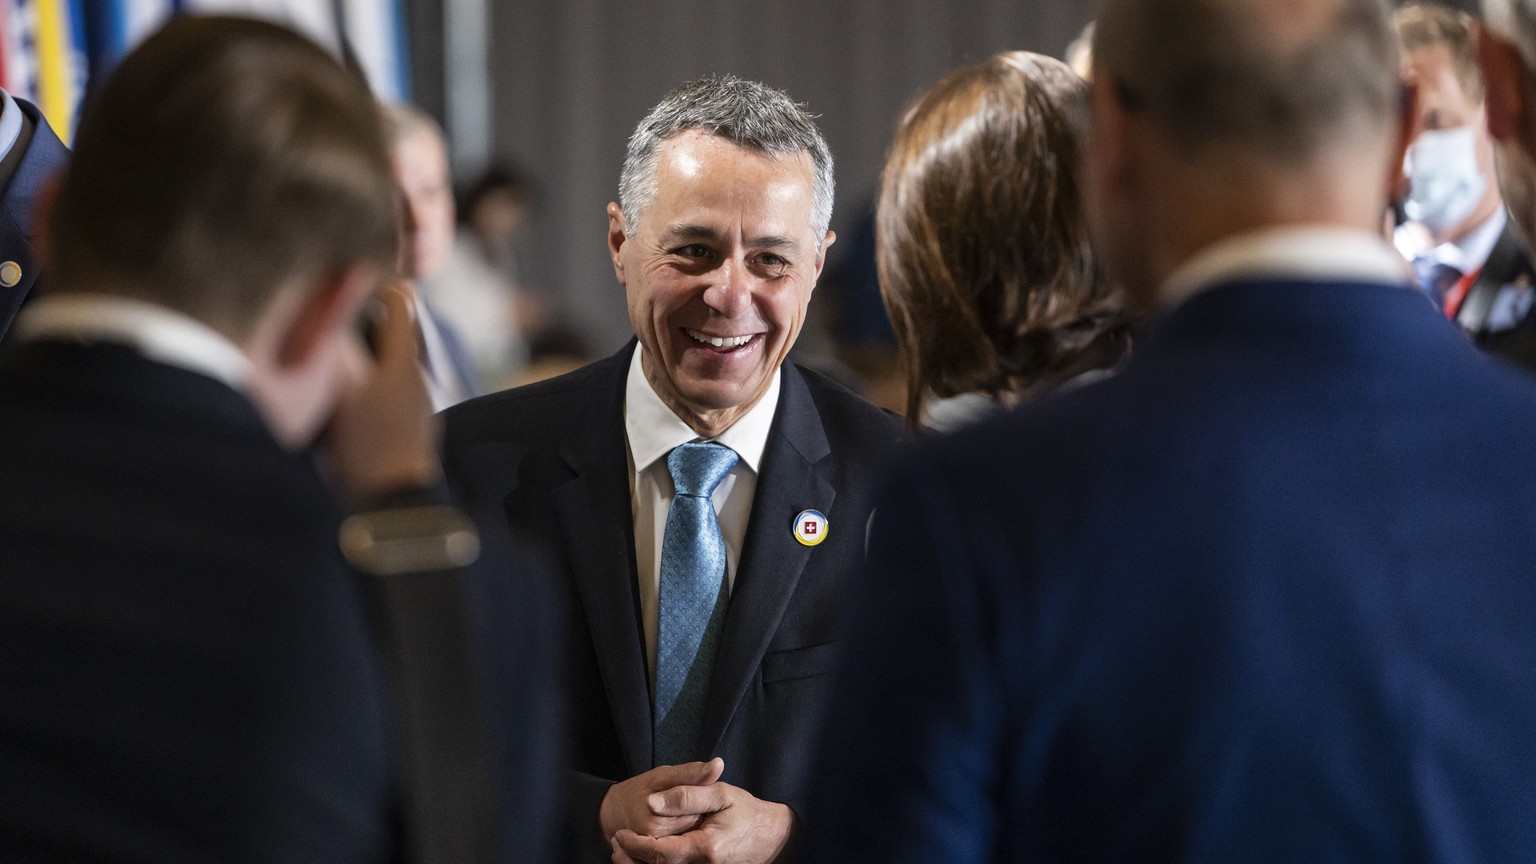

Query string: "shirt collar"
[[0, 90, 22, 166], [14, 293, 251, 390], [1412, 207, 1508, 275], [1161, 225, 1413, 309], [624, 344, 780, 476]]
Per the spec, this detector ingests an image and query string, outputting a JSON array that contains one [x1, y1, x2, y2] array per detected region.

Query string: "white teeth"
[[687, 329, 752, 348]]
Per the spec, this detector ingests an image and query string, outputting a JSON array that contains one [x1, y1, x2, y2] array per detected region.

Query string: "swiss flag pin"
[[792, 509, 828, 547]]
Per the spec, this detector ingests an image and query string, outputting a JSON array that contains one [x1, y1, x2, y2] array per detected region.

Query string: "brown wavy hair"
[[877, 51, 1130, 427]]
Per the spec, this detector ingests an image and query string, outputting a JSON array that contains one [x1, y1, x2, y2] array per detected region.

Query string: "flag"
[[339, 0, 410, 101], [32, 0, 86, 142], [81, 0, 173, 89]]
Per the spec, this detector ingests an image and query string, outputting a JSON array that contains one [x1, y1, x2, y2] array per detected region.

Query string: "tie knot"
[[668, 442, 739, 498]]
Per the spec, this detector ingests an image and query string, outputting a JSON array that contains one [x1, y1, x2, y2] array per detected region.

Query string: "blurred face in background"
[[1402, 41, 1501, 242], [391, 127, 455, 279]]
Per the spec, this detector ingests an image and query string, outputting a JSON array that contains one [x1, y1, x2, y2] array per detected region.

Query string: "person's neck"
[[1148, 162, 1389, 298]]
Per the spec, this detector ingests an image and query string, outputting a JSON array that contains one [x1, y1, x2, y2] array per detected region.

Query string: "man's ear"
[[607, 202, 628, 284], [1480, 26, 1527, 144], [1089, 69, 1133, 200], [812, 230, 836, 285], [275, 263, 379, 369]]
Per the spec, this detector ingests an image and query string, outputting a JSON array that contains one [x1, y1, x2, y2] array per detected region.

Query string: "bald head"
[[1094, 0, 1399, 164]]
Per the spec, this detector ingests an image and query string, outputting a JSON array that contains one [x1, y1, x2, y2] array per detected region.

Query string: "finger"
[[610, 834, 643, 864], [614, 829, 697, 864], [372, 279, 421, 372], [647, 757, 725, 793], [648, 782, 728, 818]]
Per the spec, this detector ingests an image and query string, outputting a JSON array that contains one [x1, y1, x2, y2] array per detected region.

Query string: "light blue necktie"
[[654, 441, 738, 766]]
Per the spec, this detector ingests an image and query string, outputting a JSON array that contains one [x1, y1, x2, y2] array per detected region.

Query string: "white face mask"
[[1403, 125, 1488, 235]]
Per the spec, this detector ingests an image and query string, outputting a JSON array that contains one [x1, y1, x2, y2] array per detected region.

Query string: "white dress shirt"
[[14, 293, 250, 389], [1395, 207, 1507, 279], [624, 345, 780, 686], [1161, 226, 1415, 310]]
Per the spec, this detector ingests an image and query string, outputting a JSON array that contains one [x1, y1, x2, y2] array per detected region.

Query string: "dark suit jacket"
[[1456, 221, 1536, 373], [0, 339, 562, 863], [0, 98, 69, 339], [442, 342, 900, 859], [810, 279, 1536, 862]]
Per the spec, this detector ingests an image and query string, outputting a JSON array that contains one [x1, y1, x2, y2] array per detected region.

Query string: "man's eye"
[[675, 244, 711, 258], [758, 253, 788, 268]]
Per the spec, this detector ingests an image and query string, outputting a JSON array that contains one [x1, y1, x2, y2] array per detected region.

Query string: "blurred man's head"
[[1088, 0, 1400, 306], [1480, 0, 1536, 240], [50, 16, 399, 445], [386, 105, 455, 280], [1397, 3, 1502, 244], [606, 76, 836, 437]]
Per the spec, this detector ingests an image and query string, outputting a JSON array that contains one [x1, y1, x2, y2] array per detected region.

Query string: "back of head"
[[1093, 0, 1399, 165], [618, 75, 835, 239], [50, 16, 398, 340], [877, 51, 1124, 425]]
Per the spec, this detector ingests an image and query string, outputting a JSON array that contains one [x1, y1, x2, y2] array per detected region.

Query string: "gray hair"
[[1094, 0, 1398, 164], [618, 75, 835, 241], [1486, 0, 1536, 71]]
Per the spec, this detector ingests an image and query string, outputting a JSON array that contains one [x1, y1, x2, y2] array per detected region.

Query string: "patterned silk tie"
[[654, 441, 738, 766]]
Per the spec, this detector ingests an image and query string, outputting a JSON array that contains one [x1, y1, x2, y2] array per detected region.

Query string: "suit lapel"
[[698, 365, 834, 756], [547, 345, 654, 776]]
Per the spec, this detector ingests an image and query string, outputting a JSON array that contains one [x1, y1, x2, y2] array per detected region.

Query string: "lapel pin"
[[792, 509, 828, 547]]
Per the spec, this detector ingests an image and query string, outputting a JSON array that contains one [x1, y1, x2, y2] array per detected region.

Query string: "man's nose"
[[704, 259, 753, 318]]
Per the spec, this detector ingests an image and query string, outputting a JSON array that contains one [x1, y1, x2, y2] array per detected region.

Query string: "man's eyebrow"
[[658, 225, 720, 245], [656, 226, 804, 255], [749, 235, 802, 254]]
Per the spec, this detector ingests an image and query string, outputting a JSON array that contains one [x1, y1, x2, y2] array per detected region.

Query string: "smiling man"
[[442, 77, 899, 863]]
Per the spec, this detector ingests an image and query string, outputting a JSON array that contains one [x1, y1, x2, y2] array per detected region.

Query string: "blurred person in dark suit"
[[387, 103, 485, 408], [0, 87, 70, 339], [1393, 3, 1536, 363], [1476, 0, 1536, 368], [443, 75, 900, 864], [876, 51, 1132, 432], [810, 0, 1536, 859], [0, 16, 559, 863]]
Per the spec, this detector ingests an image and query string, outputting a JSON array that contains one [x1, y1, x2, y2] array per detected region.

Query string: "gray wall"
[[478, 0, 1096, 351]]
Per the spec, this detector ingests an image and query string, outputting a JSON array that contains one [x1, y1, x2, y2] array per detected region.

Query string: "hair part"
[[50, 16, 399, 339], [618, 75, 834, 241], [877, 51, 1131, 427], [1093, 0, 1399, 166]]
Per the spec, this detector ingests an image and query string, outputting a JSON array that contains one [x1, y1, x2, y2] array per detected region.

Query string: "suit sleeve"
[[804, 456, 1007, 863]]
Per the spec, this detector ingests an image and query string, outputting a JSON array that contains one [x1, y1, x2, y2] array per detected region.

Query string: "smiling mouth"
[[685, 328, 758, 352]]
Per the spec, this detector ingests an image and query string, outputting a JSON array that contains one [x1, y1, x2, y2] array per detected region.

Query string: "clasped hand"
[[599, 758, 793, 864]]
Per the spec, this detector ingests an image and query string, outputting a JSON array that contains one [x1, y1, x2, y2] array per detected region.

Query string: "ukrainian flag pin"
[[792, 509, 828, 547]]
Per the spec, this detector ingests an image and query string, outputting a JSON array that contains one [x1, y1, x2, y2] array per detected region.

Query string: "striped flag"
[[31, 0, 87, 142], [338, 0, 410, 101], [81, 0, 173, 88], [179, 0, 409, 99], [0, 0, 412, 143]]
